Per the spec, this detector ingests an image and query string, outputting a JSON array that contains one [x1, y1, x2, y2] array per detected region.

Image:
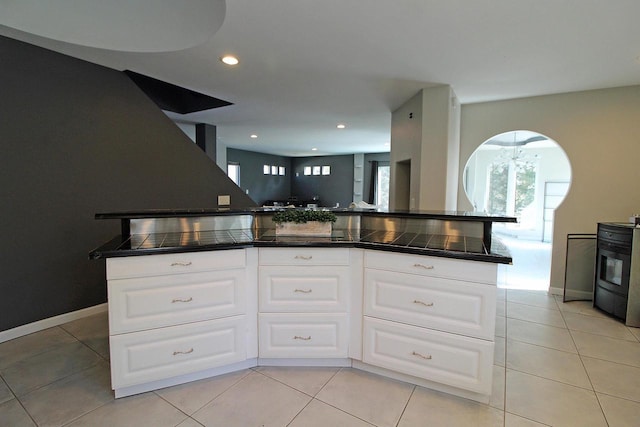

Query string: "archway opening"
[[463, 130, 572, 290]]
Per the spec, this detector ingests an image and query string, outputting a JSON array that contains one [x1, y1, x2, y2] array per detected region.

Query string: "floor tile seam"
[[579, 353, 640, 371], [505, 368, 598, 393], [156, 368, 252, 416], [0, 336, 83, 372], [594, 390, 640, 405], [5, 395, 39, 427], [559, 309, 639, 339], [250, 368, 320, 399], [308, 396, 379, 427], [393, 384, 416, 427], [503, 410, 552, 426], [13, 358, 105, 400], [504, 314, 568, 329], [504, 364, 594, 392], [626, 327, 640, 342], [77, 338, 111, 363], [503, 336, 578, 355], [504, 301, 559, 312], [284, 397, 316, 427], [569, 328, 640, 352], [565, 325, 640, 342]]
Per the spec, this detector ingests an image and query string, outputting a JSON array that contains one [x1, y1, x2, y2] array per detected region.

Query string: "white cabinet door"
[[110, 316, 246, 389], [364, 251, 497, 284], [364, 269, 496, 340], [362, 317, 493, 394], [259, 266, 349, 312], [109, 269, 246, 334], [259, 313, 349, 358]]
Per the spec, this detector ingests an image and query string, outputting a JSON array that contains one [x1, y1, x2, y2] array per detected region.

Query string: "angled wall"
[[0, 36, 254, 332]]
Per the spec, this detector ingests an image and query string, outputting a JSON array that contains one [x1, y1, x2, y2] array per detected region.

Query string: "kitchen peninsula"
[[90, 208, 515, 403]]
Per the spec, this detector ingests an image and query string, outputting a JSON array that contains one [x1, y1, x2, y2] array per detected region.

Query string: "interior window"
[[227, 162, 240, 185]]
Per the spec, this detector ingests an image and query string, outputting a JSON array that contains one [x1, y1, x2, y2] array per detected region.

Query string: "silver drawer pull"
[[171, 297, 193, 303], [173, 348, 194, 356], [411, 351, 432, 360], [170, 262, 193, 267], [293, 335, 312, 341], [294, 255, 313, 260], [294, 289, 312, 293], [413, 263, 434, 270], [413, 299, 434, 307]]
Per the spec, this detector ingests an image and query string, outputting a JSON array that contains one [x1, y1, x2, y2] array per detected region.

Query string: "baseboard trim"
[[0, 303, 108, 344]]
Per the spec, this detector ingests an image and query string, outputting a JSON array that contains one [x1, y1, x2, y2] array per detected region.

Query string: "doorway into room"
[[463, 130, 572, 290]]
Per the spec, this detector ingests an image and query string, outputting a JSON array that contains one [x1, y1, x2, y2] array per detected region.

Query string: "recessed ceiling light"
[[311, 147, 318, 151], [337, 124, 346, 129], [250, 134, 258, 139], [220, 55, 239, 65]]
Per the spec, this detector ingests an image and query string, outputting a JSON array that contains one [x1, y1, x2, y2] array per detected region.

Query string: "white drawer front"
[[363, 317, 493, 394], [259, 313, 348, 358], [108, 269, 246, 334], [259, 248, 349, 266], [364, 250, 497, 284], [110, 316, 246, 389], [259, 266, 349, 312], [107, 249, 246, 280], [364, 269, 496, 340]]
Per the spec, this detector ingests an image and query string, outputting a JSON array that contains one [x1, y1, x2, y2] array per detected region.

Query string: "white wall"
[[458, 85, 640, 294]]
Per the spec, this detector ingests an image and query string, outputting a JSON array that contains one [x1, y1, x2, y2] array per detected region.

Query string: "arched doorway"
[[463, 130, 572, 290]]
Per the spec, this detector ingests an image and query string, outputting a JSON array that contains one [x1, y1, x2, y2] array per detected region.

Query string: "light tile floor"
[[1, 290, 640, 426]]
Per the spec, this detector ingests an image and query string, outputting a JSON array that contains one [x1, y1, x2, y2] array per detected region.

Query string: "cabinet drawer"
[[108, 269, 246, 334], [364, 251, 497, 284], [107, 250, 246, 280], [110, 316, 246, 389], [259, 248, 349, 266], [259, 313, 348, 358], [364, 269, 496, 340], [259, 266, 349, 312], [362, 317, 493, 394]]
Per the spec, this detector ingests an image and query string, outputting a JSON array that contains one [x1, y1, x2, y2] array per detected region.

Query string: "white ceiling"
[[2, 0, 639, 157]]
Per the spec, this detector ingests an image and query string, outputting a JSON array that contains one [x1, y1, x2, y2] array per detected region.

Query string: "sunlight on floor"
[[497, 233, 552, 291]]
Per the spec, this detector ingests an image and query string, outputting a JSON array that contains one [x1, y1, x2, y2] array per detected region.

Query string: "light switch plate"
[[218, 195, 230, 206]]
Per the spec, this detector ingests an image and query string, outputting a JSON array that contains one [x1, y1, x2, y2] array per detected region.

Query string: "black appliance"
[[593, 223, 640, 326]]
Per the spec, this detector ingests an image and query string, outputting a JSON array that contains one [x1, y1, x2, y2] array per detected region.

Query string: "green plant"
[[272, 209, 337, 224]]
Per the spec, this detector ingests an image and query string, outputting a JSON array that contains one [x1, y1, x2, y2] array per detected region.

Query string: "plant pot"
[[275, 221, 332, 237]]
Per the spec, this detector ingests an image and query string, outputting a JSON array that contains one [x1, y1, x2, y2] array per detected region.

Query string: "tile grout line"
[[394, 385, 416, 427]]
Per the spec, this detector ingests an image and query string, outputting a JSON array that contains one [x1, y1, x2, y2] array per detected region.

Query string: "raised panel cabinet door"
[[107, 249, 246, 280], [108, 269, 246, 334], [364, 251, 497, 284], [259, 248, 350, 266], [110, 316, 246, 389], [258, 266, 349, 312], [362, 317, 494, 395], [258, 313, 349, 358], [363, 269, 496, 340]]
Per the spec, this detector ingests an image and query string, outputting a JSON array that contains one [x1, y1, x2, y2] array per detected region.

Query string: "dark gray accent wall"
[[0, 36, 255, 332], [226, 148, 292, 205], [195, 123, 217, 163], [291, 155, 354, 208]]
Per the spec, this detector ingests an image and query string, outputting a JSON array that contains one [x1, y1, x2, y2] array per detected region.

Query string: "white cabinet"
[[258, 248, 351, 359], [107, 249, 251, 397], [362, 251, 497, 396]]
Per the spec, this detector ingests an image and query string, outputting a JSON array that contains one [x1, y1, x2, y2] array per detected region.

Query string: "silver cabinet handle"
[[413, 300, 434, 307], [411, 351, 432, 360], [294, 289, 312, 293], [171, 297, 193, 303], [293, 335, 312, 341], [294, 255, 313, 260], [173, 348, 194, 356], [413, 263, 434, 270], [170, 262, 193, 267]]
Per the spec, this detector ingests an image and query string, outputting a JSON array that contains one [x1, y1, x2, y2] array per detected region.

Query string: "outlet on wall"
[[218, 195, 230, 206]]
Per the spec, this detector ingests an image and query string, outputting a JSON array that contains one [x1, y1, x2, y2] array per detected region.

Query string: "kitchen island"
[[91, 208, 515, 402]]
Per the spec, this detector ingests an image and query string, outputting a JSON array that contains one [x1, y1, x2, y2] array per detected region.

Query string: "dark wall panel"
[[291, 155, 354, 208], [0, 36, 254, 332], [227, 148, 292, 205]]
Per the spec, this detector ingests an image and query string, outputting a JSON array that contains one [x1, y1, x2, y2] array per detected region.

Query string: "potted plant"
[[272, 209, 337, 236]]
